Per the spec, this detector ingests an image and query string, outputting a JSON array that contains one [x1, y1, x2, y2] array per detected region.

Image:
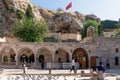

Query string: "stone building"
[[1, 0, 119, 70], [0, 38, 120, 69]]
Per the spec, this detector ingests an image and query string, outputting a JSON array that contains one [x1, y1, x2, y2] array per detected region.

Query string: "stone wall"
[[0, 38, 119, 69], [46, 33, 82, 41]]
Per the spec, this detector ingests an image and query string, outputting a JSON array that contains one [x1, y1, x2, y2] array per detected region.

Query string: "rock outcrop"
[[38, 8, 101, 33], [0, 0, 101, 39], [38, 8, 85, 33], [0, 0, 42, 37]]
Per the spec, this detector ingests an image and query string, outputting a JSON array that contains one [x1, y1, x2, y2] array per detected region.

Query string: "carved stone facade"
[[0, 38, 120, 69], [87, 26, 94, 37]]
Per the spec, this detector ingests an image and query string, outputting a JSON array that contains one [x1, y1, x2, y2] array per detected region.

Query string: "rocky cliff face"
[[0, 0, 42, 37], [38, 8, 85, 33], [0, 0, 101, 38], [38, 8, 101, 33], [0, 0, 14, 37]]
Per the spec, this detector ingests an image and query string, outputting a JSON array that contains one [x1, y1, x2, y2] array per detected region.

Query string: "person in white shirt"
[[70, 57, 76, 72]]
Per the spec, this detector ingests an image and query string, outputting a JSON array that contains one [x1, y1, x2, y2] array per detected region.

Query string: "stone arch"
[[37, 48, 52, 63], [0, 47, 16, 62], [54, 48, 70, 63], [73, 47, 88, 69], [18, 47, 34, 63]]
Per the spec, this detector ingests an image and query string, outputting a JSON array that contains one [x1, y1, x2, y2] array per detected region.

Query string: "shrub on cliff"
[[12, 18, 48, 42]]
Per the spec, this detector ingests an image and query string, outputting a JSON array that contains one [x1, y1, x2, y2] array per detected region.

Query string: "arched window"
[[116, 48, 119, 53], [56, 51, 58, 54], [115, 57, 119, 65]]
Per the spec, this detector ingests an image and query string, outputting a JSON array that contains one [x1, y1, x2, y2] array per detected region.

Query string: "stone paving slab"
[[0, 75, 117, 80], [0, 69, 119, 80]]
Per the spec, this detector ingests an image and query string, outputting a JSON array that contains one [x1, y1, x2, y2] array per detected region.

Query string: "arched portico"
[[0, 47, 16, 63], [54, 48, 70, 63], [37, 48, 52, 69], [37, 48, 52, 63], [18, 47, 34, 65], [73, 48, 88, 69]]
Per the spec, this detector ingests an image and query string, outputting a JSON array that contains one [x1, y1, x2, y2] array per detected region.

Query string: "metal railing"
[[47, 62, 79, 69]]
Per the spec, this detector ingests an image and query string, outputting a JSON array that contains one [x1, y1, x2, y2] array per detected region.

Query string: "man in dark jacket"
[[98, 63, 105, 73], [97, 63, 105, 80]]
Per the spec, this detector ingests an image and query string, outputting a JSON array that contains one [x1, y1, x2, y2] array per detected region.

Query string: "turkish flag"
[[66, 2, 72, 10]]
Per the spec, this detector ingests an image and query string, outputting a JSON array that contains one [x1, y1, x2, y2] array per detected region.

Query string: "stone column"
[[88, 56, 91, 68], [33, 46, 37, 68], [52, 52, 54, 69], [15, 52, 18, 67], [1, 54, 3, 63]]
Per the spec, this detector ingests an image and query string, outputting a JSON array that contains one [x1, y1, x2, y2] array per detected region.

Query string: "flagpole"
[[65, 2, 72, 34]]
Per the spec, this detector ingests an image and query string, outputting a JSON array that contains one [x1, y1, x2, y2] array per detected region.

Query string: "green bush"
[[115, 28, 120, 38], [12, 18, 48, 42], [44, 34, 61, 42]]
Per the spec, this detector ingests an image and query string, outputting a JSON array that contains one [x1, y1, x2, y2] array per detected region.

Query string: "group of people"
[[70, 57, 110, 80], [90, 63, 105, 80], [90, 58, 110, 80], [99, 58, 110, 69]]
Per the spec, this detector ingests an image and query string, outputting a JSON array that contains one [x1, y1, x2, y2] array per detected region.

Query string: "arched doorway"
[[18, 48, 34, 64], [39, 55, 44, 69], [37, 48, 52, 69], [20, 54, 28, 63], [73, 48, 88, 69]]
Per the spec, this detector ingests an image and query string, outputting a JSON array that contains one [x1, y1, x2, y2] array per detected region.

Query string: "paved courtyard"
[[0, 69, 120, 80]]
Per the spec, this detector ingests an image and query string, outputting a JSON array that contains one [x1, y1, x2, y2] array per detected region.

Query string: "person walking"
[[97, 63, 105, 80], [106, 58, 110, 69], [99, 57, 103, 65], [90, 65, 98, 80], [70, 57, 76, 73]]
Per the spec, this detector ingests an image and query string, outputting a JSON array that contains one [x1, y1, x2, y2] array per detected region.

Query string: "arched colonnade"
[[0, 43, 89, 69]]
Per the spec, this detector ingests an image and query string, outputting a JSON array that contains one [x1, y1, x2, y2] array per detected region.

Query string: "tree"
[[81, 20, 99, 38], [115, 28, 120, 38], [56, 8, 64, 12], [101, 20, 119, 29], [12, 18, 48, 42], [98, 24, 103, 36], [25, 4, 34, 18]]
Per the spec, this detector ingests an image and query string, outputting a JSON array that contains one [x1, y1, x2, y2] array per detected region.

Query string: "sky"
[[30, 0, 120, 21]]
